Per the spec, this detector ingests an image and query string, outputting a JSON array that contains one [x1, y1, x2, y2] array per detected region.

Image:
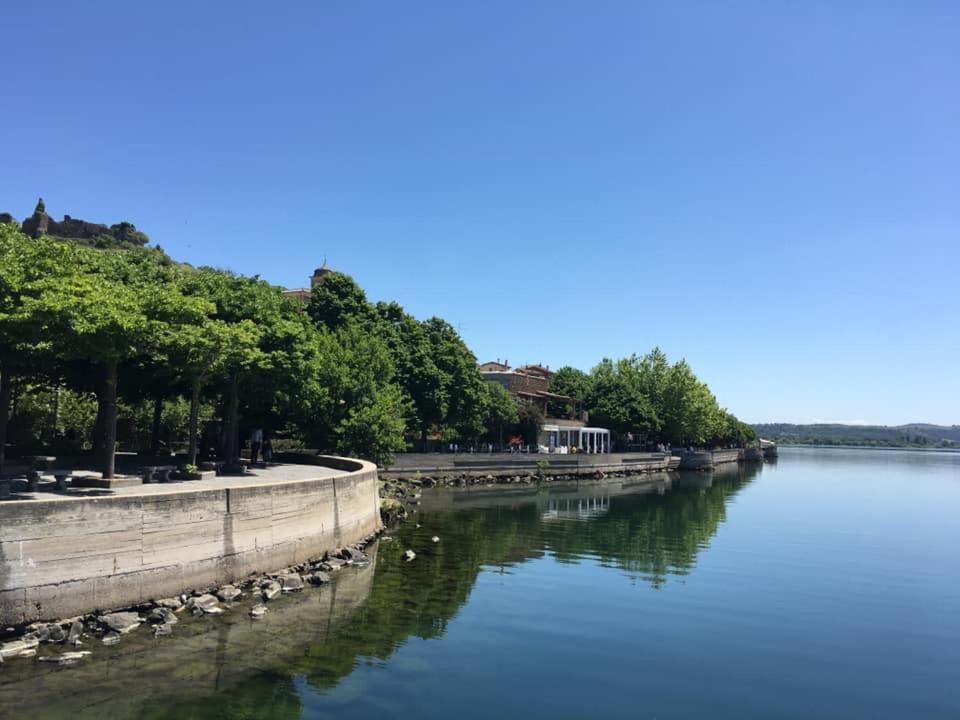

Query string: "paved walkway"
[[0, 463, 342, 504]]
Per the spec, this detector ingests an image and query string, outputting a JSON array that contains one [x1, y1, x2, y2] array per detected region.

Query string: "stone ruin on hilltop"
[[16, 197, 149, 247]]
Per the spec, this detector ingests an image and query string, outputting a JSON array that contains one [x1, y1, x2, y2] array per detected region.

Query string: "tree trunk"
[[150, 395, 163, 455], [49, 384, 60, 444], [102, 360, 119, 478], [188, 376, 201, 466], [92, 376, 107, 461], [0, 360, 12, 476], [224, 373, 240, 464]]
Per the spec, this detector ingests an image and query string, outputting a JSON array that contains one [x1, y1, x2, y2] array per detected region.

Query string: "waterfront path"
[[0, 463, 341, 504]]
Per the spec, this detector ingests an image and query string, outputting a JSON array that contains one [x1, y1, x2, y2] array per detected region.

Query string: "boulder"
[[101, 633, 121, 646], [48, 623, 66, 642], [190, 594, 223, 615], [156, 597, 183, 610], [403, 549, 417, 562], [261, 581, 282, 601], [280, 574, 304, 593], [101, 612, 141, 635], [342, 547, 371, 566], [307, 571, 331, 586], [66, 621, 83, 646], [38, 651, 92, 666], [0, 636, 40, 660], [431, 536, 440, 543], [249, 604, 268, 619], [217, 585, 242, 602], [320, 558, 346, 572], [153, 624, 173, 637], [146, 607, 179, 625]]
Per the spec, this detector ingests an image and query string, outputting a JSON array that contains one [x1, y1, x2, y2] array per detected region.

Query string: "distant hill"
[[753, 423, 960, 448]]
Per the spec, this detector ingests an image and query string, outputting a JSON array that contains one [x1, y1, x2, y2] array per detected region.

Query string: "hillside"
[[753, 423, 960, 448]]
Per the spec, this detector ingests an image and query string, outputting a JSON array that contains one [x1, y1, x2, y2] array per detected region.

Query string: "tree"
[[307, 271, 370, 329], [372, 302, 446, 446], [189, 271, 284, 466], [421, 318, 487, 442], [336, 383, 408, 466], [516, 402, 544, 446], [0, 224, 32, 473], [586, 358, 660, 444], [548, 365, 590, 418], [482, 382, 518, 448], [26, 262, 149, 477], [21, 245, 208, 476]]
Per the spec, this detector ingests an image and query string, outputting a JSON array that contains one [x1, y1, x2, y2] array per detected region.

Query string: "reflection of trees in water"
[[298, 463, 759, 693], [75, 463, 761, 715], [545, 464, 758, 586], [298, 507, 539, 692], [148, 673, 302, 720]]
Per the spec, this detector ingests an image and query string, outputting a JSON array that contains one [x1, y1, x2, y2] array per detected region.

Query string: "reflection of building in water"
[[542, 495, 610, 521]]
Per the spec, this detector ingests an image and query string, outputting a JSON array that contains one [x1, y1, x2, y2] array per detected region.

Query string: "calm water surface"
[[1, 447, 958, 719]]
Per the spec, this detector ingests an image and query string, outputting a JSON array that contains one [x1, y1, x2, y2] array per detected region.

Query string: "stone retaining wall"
[[0, 457, 380, 625], [381, 452, 675, 479]]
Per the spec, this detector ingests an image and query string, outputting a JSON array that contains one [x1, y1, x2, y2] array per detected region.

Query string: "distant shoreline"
[[779, 444, 960, 454]]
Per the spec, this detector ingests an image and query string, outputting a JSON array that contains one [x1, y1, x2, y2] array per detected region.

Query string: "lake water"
[[1, 447, 958, 719]]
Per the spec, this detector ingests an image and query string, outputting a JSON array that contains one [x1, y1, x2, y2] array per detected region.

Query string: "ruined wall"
[[0, 459, 380, 625]]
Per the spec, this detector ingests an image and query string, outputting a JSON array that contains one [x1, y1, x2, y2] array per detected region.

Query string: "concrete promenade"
[[0, 456, 381, 625]]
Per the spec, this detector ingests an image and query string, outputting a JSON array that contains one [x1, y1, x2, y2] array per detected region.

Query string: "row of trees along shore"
[[0, 220, 752, 476]]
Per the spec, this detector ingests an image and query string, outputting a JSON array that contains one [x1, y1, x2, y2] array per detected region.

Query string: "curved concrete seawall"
[[0, 456, 380, 625]]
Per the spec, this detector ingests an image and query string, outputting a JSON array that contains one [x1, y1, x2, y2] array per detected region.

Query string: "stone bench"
[[24, 456, 57, 491], [141, 465, 176, 483], [51, 469, 74, 491]]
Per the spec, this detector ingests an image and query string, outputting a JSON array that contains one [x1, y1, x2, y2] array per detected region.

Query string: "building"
[[478, 360, 611, 453], [283, 262, 332, 306]]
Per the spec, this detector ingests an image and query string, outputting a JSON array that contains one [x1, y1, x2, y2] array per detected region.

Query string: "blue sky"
[[2, 2, 957, 425]]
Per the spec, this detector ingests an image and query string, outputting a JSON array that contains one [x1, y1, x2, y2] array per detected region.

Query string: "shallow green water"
[[2, 447, 958, 719]]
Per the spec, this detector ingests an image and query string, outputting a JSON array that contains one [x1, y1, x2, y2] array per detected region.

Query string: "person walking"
[[250, 427, 263, 465]]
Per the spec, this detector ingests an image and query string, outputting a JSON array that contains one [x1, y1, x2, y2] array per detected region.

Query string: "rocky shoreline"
[[382, 467, 643, 496], [0, 527, 390, 669]]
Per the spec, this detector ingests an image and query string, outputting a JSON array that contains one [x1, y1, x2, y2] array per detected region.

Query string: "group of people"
[[248, 427, 273, 465]]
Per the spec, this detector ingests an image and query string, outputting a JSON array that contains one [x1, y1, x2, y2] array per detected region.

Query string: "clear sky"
[[2, 2, 957, 425]]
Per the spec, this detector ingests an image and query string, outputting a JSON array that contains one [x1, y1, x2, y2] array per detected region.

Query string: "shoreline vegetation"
[[753, 422, 959, 450], [0, 204, 753, 477], [779, 443, 960, 453]]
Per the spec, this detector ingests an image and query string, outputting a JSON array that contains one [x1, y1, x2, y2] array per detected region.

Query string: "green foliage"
[[1, 220, 753, 469], [307, 271, 370, 329], [516, 402, 544, 445], [548, 365, 590, 417], [549, 347, 751, 448], [753, 422, 959, 448], [483, 382, 519, 427], [586, 357, 660, 438], [336, 383, 409, 466], [304, 272, 490, 447]]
